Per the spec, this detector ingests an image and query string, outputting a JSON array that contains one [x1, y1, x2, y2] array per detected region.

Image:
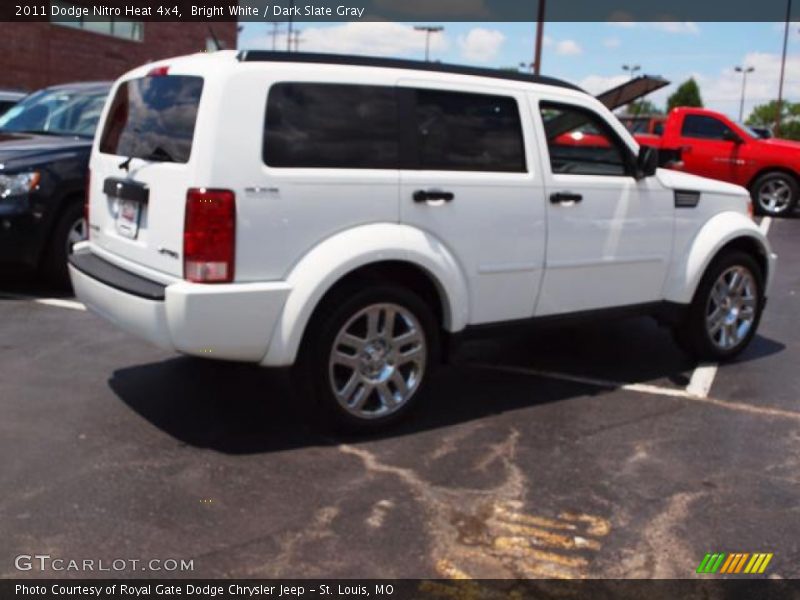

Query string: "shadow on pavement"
[[108, 317, 785, 455]]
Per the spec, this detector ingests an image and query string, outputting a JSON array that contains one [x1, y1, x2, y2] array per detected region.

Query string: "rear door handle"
[[413, 189, 454, 204], [550, 192, 583, 204]]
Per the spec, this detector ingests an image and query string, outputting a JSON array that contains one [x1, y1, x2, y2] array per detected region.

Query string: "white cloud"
[[457, 28, 505, 63], [290, 22, 449, 59], [693, 52, 800, 119], [555, 39, 583, 56], [651, 21, 700, 34], [603, 37, 621, 48], [606, 21, 700, 34]]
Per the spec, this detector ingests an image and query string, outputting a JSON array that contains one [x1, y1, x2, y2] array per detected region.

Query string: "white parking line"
[[33, 298, 86, 311], [685, 363, 718, 398], [678, 215, 772, 403], [0, 293, 86, 311], [468, 363, 800, 421]]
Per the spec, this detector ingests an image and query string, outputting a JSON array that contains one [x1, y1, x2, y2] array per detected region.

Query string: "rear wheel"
[[751, 171, 798, 217], [296, 284, 439, 432], [674, 251, 764, 361], [43, 202, 86, 288]]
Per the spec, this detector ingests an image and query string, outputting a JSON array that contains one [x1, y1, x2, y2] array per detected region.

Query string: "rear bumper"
[[68, 247, 292, 362]]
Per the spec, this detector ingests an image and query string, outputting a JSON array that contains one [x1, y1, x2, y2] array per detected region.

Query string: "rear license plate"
[[116, 199, 141, 239]]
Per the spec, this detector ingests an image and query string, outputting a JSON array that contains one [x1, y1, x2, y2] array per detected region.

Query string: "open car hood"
[[596, 75, 671, 111]]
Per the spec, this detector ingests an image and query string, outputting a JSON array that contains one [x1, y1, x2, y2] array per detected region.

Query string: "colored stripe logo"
[[696, 552, 773, 574]]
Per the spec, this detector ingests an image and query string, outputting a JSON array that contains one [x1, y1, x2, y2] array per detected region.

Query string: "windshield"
[[0, 87, 108, 137], [737, 122, 767, 139]]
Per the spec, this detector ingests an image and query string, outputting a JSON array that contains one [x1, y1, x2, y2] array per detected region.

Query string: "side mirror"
[[635, 145, 658, 179], [722, 129, 743, 144]]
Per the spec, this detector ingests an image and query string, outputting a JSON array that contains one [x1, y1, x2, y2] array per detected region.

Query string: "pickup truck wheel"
[[297, 284, 439, 432], [43, 203, 86, 288], [674, 251, 764, 361], [751, 172, 798, 216]]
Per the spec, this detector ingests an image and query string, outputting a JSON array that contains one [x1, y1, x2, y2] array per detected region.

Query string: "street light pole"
[[735, 66, 755, 122], [533, 0, 546, 75], [622, 64, 641, 114], [414, 26, 444, 62], [776, 0, 792, 136]]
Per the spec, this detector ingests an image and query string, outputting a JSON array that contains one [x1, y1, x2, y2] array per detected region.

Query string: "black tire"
[[674, 251, 764, 361], [751, 171, 799, 217], [42, 202, 86, 288], [295, 283, 440, 433]]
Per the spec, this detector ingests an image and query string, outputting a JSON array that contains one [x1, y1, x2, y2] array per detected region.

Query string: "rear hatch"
[[89, 72, 204, 278]]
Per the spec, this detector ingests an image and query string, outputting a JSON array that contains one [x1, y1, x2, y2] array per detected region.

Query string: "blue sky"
[[238, 21, 800, 120]]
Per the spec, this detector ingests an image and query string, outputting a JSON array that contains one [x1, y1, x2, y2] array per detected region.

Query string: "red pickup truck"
[[631, 107, 800, 216]]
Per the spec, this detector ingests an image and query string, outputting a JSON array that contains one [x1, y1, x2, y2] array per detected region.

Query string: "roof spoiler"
[[596, 75, 670, 111]]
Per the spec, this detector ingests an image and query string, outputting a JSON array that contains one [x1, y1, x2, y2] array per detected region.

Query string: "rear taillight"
[[84, 170, 91, 240], [183, 188, 236, 283]]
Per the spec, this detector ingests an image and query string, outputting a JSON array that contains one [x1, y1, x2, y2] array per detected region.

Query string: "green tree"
[[667, 78, 704, 112], [747, 100, 800, 140], [629, 99, 664, 116]]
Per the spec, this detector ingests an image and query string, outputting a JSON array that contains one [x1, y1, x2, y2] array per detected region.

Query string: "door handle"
[[550, 192, 583, 204], [413, 189, 454, 204]]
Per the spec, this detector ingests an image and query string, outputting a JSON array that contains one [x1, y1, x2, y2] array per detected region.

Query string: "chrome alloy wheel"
[[757, 178, 793, 214], [705, 266, 757, 351], [328, 303, 426, 419], [66, 217, 87, 255]]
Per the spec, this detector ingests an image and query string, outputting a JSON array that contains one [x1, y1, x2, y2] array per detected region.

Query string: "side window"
[[539, 102, 629, 176], [264, 83, 399, 169], [414, 89, 526, 172], [681, 115, 733, 141]]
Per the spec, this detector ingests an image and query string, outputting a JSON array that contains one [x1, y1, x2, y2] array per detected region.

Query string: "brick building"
[[0, 21, 238, 91]]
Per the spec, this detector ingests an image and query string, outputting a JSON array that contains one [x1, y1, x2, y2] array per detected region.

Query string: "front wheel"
[[674, 251, 764, 361], [296, 284, 439, 432]]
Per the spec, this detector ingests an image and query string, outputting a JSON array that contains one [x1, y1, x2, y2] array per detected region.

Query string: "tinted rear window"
[[264, 83, 399, 169], [99, 75, 204, 164]]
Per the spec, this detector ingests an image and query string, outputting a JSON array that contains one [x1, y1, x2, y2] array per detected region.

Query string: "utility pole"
[[268, 22, 284, 51], [533, 0, 546, 75], [776, 0, 792, 136], [735, 66, 755, 122], [414, 26, 444, 62], [291, 29, 303, 52], [286, 0, 295, 52]]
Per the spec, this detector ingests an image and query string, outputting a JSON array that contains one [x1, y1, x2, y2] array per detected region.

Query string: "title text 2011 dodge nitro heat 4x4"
[[69, 51, 776, 431]]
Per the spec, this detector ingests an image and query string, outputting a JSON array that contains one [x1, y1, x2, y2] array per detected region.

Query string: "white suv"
[[69, 51, 776, 430]]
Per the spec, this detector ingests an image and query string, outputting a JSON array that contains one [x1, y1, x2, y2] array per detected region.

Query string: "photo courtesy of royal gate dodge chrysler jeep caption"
[[68, 50, 775, 432]]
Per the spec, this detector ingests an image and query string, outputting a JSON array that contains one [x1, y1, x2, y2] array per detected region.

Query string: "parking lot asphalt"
[[1, 216, 798, 581]]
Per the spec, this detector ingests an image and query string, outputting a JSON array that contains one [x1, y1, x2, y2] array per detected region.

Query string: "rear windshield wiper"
[[142, 146, 175, 162]]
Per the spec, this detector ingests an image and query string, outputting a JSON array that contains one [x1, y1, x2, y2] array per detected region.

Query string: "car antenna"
[[119, 156, 132, 171]]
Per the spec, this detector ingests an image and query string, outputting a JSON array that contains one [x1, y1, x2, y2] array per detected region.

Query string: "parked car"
[[0, 90, 26, 116], [0, 81, 110, 285], [619, 114, 665, 136], [634, 107, 800, 216], [746, 125, 773, 139], [69, 51, 774, 431]]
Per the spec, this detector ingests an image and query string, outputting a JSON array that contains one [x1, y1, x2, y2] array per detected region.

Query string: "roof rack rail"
[[236, 51, 582, 92]]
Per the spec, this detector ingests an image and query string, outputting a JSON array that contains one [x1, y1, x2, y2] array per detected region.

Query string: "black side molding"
[[674, 190, 701, 208], [69, 251, 166, 301]]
